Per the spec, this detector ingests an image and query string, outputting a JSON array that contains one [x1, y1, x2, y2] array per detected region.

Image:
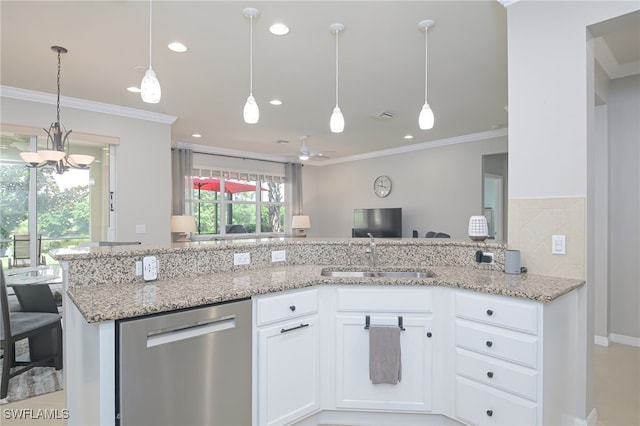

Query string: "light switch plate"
[[234, 252, 251, 266], [142, 256, 158, 281], [552, 235, 566, 255]]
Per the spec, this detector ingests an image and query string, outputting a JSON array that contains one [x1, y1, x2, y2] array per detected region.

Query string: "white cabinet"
[[334, 287, 434, 412], [255, 289, 320, 426], [454, 290, 541, 426]]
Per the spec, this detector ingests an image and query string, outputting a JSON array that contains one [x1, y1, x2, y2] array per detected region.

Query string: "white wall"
[[302, 136, 507, 239], [506, 1, 639, 421], [608, 75, 640, 340], [1, 95, 173, 244]]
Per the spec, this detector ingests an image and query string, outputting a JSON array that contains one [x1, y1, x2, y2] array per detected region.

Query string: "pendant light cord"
[[148, 0, 153, 68], [335, 28, 340, 107], [424, 28, 428, 102], [249, 15, 254, 95]]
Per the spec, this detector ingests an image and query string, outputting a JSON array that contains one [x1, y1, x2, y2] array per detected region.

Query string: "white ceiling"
[[0, 2, 636, 164]]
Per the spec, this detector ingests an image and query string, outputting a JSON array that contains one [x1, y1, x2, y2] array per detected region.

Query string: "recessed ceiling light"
[[269, 99, 283, 106], [269, 23, 289, 35], [192, 133, 202, 138], [127, 86, 141, 93], [404, 134, 414, 139], [168, 42, 187, 53]]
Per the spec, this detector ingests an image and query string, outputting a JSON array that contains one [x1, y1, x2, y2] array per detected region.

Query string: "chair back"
[[12, 234, 42, 262], [0, 268, 10, 340]]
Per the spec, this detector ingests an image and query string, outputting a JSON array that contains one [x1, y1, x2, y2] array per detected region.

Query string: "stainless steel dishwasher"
[[117, 299, 252, 426]]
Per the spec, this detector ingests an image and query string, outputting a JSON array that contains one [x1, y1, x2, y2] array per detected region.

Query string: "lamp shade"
[[291, 215, 311, 229], [171, 215, 196, 233]]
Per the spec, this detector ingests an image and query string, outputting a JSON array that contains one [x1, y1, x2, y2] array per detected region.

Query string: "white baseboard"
[[594, 335, 609, 346], [609, 333, 640, 347], [574, 408, 598, 426]]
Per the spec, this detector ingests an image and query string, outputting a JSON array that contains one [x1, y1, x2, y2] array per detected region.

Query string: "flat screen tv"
[[352, 208, 402, 238]]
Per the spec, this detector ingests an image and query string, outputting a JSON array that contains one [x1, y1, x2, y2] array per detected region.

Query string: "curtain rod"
[[175, 147, 301, 166]]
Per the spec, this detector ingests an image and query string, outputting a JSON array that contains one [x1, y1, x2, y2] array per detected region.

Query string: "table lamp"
[[291, 215, 311, 237], [171, 215, 196, 242]]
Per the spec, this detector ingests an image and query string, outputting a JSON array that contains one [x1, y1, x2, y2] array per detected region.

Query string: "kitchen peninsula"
[[54, 238, 585, 426]]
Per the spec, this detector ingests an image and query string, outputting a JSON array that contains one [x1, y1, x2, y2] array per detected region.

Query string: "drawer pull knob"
[[289, 305, 296, 311], [487, 371, 494, 378], [486, 410, 493, 417], [486, 309, 494, 316], [426, 332, 432, 338], [486, 340, 493, 348]]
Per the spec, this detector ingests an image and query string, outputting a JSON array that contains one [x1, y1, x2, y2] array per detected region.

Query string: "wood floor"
[[2, 343, 638, 426]]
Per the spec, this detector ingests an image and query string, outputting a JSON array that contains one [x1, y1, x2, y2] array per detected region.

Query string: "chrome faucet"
[[365, 233, 378, 269]]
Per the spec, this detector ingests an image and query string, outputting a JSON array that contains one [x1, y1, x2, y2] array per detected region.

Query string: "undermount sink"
[[320, 269, 436, 279]]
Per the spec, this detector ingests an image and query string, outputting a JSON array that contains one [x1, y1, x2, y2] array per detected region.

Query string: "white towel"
[[369, 326, 402, 384]]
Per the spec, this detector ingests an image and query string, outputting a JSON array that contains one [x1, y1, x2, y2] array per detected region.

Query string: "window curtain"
[[171, 148, 193, 216], [285, 162, 303, 236]]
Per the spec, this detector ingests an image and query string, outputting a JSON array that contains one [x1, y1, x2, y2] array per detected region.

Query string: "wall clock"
[[373, 175, 392, 198]]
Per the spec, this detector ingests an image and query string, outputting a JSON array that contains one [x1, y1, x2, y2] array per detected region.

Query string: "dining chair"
[[9, 234, 46, 268], [0, 268, 63, 400]]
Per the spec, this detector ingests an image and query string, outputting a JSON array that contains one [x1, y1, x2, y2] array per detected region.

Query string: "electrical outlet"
[[234, 252, 251, 266], [271, 250, 286, 262], [142, 256, 158, 281]]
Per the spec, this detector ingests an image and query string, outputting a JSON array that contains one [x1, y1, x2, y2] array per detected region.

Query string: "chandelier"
[[20, 46, 95, 174]]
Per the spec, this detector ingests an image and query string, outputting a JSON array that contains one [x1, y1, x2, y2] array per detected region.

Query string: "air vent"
[[371, 111, 398, 120]]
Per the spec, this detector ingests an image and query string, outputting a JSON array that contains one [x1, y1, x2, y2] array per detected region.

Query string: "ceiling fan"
[[296, 135, 335, 161]]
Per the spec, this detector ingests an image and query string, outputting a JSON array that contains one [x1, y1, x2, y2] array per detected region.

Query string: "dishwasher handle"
[[146, 315, 236, 348], [280, 323, 310, 334]]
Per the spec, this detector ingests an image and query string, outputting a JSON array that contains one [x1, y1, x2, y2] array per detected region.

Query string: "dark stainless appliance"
[[117, 299, 252, 426]]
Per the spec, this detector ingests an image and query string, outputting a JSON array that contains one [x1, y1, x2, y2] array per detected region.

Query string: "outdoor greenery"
[[0, 164, 90, 252]]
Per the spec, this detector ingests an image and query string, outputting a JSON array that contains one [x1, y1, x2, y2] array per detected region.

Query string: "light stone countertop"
[[67, 264, 585, 323]]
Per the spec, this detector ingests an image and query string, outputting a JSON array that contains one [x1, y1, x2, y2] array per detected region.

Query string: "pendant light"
[[243, 7, 260, 124], [20, 46, 95, 174], [141, 0, 161, 103], [329, 23, 345, 133], [418, 19, 435, 130]]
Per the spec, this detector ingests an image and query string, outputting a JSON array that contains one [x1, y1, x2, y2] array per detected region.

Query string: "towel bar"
[[364, 315, 406, 331]]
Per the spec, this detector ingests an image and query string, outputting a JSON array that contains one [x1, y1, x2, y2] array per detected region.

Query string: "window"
[[192, 170, 285, 236], [0, 127, 111, 267]]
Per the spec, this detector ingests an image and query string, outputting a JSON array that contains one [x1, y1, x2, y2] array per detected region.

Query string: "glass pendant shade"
[[244, 94, 259, 124], [39, 149, 67, 162], [419, 103, 434, 130], [67, 154, 96, 167], [141, 67, 161, 104], [20, 152, 43, 166], [330, 106, 345, 133]]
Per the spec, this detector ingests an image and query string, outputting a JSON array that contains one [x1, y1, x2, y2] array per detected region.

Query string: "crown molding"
[[311, 128, 509, 166], [594, 37, 640, 80], [0, 86, 177, 125], [176, 128, 508, 167]]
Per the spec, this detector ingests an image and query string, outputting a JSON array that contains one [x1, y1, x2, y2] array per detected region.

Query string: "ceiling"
[[0, 2, 637, 164]]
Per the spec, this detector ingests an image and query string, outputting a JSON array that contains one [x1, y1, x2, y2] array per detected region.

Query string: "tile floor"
[[2, 343, 638, 426]]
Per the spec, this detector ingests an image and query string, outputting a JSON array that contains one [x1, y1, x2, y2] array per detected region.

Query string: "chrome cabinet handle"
[[280, 323, 309, 334]]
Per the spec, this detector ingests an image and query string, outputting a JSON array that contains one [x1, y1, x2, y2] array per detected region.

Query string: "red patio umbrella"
[[192, 177, 257, 194], [192, 178, 259, 233]]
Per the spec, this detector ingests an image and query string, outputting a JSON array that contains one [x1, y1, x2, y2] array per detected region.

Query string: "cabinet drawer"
[[455, 376, 537, 426], [456, 291, 539, 335], [456, 321, 538, 368], [336, 287, 432, 312], [256, 289, 318, 326], [456, 349, 538, 401]]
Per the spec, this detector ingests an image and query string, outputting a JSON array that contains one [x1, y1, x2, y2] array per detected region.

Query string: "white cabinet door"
[[257, 315, 320, 426], [335, 314, 433, 412]]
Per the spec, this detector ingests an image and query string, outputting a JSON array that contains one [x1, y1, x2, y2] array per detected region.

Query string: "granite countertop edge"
[[67, 265, 586, 324]]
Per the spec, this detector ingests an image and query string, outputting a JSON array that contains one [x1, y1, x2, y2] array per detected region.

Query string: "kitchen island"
[[54, 238, 585, 426]]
